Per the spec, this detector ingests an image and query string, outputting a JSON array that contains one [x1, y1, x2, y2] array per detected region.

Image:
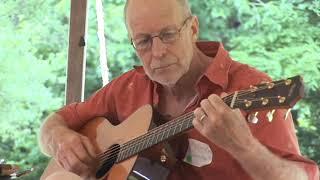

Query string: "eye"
[[135, 37, 150, 46], [161, 30, 178, 42]]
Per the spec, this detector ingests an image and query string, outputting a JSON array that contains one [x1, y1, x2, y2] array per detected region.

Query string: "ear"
[[190, 16, 199, 42]]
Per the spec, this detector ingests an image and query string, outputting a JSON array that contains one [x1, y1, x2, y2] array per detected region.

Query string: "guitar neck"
[[116, 94, 242, 162], [116, 111, 195, 162]]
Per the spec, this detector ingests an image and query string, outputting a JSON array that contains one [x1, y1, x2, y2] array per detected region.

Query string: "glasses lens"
[[133, 37, 150, 50], [160, 30, 178, 43]]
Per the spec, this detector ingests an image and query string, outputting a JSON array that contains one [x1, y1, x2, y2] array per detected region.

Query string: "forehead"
[[126, 0, 183, 36]]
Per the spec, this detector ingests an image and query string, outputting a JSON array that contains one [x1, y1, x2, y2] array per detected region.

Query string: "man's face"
[[126, 0, 198, 86]]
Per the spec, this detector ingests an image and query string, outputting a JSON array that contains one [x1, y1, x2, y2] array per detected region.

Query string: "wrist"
[[229, 137, 261, 161]]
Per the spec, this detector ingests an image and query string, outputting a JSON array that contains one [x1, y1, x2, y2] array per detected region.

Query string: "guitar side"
[[40, 105, 153, 180]]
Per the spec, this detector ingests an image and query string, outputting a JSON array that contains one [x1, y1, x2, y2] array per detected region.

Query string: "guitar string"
[[96, 97, 273, 169], [97, 81, 291, 165], [95, 112, 195, 168], [97, 83, 287, 165], [97, 112, 194, 161], [97, 82, 288, 165], [97, 97, 270, 166], [97, 80, 289, 160], [97, 86, 269, 160], [96, 90, 246, 160], [97, 96, 285, 166]]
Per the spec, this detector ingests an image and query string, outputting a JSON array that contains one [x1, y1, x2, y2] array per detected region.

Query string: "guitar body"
[[41, 104, 166, 180]]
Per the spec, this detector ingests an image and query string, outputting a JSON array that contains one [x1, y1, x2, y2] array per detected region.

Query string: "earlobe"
[[192, 33, 198, 42]]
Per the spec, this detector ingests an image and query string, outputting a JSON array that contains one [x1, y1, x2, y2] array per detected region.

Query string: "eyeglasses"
[[131, 16, 193, 51]]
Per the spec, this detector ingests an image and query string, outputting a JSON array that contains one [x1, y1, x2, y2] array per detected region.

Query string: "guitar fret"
[[117, 149, 123, 162], [131, 144, 137, 155], [179, 120, 183, 132], [124, 147, 130, 161], [155, 132, 160, 146], [171, 122, 178, 135]]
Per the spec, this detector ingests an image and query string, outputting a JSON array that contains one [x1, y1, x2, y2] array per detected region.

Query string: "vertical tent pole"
[[66, 0, 88, 104], [96, 0, 109, 85]]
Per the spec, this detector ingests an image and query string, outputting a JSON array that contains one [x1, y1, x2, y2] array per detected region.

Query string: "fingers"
[[57, 142, 91, 174], [193, 94, 231, 133], [81, 135, 97, 159], [53, 130, 96, 178], [208, 94, 229, 112], [193, 107, 205, 130], [200, 97, 218, 120]]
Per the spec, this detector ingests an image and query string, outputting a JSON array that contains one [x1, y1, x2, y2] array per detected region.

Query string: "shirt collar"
[[197, 41, 232, 90], [133, 41, 232, 90]]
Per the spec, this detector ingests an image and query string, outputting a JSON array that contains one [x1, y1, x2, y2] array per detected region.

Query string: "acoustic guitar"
[[0, 161, 34, 179], [40, 75, 304, 180]]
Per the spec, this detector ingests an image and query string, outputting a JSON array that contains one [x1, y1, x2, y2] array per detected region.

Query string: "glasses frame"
[[131, 15, 193, 51]]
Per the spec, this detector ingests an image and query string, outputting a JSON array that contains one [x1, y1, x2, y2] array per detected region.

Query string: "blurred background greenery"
[[0, 0, 319, 179]]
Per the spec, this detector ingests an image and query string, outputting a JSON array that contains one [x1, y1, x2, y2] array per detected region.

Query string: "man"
[[39, 0, 319, 179]]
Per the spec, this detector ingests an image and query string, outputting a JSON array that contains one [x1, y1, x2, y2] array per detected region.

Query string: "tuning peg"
[[285, 108, 292, 120], [285, 79, 292, 85], [267, 110, 276, 122], [261, 98, 269, 105], [248, 112, 259, 124], [278, 96, 286, 103], [249, 85, 258, 92], [266, 82, 275, 89], [244, 100, 252, 108]]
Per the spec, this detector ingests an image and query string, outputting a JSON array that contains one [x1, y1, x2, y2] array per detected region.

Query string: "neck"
[[162, 46, 211, 100]]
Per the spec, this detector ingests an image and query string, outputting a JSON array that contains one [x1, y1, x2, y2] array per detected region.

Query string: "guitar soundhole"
[[95, 144, 120, 179]]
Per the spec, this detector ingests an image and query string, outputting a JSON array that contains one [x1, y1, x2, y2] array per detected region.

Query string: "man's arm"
[[232, 136, 308, 180], [38, 113, 97, 178], [193, 94, 313, 180]]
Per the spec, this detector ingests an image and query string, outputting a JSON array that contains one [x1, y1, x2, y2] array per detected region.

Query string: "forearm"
[[232, 139, 308, 180], [38, 113, 69, 156]]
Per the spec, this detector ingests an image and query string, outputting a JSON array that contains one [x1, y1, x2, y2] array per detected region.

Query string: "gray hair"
[[124, 0, 192, 27]]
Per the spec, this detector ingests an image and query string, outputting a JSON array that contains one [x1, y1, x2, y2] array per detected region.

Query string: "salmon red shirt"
[[57, 41, 319, 179]]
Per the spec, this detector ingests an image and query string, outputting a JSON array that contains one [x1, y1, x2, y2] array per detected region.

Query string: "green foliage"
[[0, 0, 319, 179], [0, 0, 69, 178]]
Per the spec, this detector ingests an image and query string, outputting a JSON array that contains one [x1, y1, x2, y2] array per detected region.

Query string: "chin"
[[147, 69, 183, 86], [152, 75, 181, 86]]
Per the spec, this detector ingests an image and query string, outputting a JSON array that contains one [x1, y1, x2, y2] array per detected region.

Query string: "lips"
[[154, 64, 172, 70]]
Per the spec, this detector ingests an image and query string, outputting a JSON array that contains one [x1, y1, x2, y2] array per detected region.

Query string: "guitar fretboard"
[[116, 112, 195, 162]]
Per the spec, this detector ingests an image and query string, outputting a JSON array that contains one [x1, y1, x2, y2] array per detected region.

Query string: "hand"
[[48, 127, 97, 178], [192, 94, 256, 155]]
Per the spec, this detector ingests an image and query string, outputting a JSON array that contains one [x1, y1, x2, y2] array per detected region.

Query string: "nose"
[[151, 37, 167, 58]]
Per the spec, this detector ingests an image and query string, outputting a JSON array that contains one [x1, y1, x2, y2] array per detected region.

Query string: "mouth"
[[153, 64, 174, 71]]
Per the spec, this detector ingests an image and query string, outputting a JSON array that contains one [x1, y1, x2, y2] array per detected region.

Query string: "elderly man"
[[39, 0, 319, 179]]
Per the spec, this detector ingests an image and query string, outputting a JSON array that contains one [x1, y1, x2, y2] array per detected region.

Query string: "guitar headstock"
[[224, 75, 304, 112]]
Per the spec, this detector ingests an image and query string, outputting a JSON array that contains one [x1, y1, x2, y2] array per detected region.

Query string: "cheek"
[[177, 43, 193, 66], [138, 53, 153, 72]]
